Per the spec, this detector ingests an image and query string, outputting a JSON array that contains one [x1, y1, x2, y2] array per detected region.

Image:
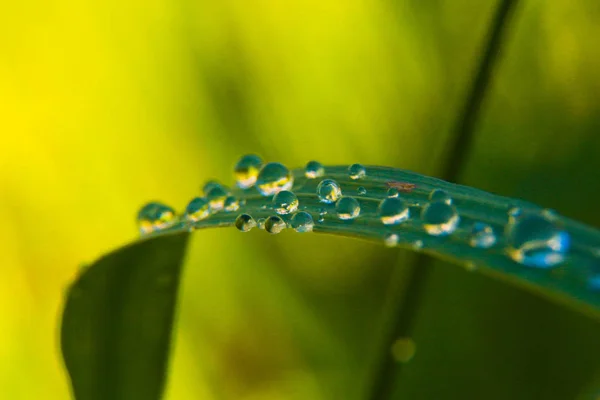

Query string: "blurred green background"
[[2, 0, 600, 399]]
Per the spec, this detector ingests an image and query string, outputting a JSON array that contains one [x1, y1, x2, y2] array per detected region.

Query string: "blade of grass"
[[367, 1, 521, 398]]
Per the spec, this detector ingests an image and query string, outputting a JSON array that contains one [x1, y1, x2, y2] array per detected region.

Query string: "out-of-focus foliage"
[[1, 0, 600, 399]]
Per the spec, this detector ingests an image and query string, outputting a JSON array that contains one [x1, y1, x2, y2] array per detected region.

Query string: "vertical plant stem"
[[367, 1, 520, 398]]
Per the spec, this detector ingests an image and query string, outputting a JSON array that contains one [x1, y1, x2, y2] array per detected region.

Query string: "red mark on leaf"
[[385, 181, 417, 192]]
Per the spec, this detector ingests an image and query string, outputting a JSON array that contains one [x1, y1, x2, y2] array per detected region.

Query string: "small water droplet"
[[386, 187, 400, 198], [234, 154, 263, 189], [185, 197, 210, 222], [272, 190, 299, 215], [291, 211, 314, 232], [384, 233, 399, 247], [257, 218, 266, 229], [206, 184, 230, 211], [390, 337, 416, 364], [506, 214, 570, 268], [357, 186, 367, 195], [378, 198, 410, 225], [305, 160, 325, 179], [137, 202, 176, 235], [335, 197, 361, 220], [235, 214, 256, 232], [265, 215, 286, 234], [428, 188, 452, 205], [256, 162, 294, 196], [317, 179, 342, 203], [348, 163, 366, 180], [421, 202, 459, 236], [469, 222, 497, 248], [508, 207, 522, 219], [223, 196, 240, 212], [318, 215, 325, 223]]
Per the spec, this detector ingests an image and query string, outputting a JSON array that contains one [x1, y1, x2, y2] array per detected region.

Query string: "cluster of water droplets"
[[137, 156, 578, 272]]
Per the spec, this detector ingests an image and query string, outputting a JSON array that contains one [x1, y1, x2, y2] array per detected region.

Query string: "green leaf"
[[61, 232, 190, 400]]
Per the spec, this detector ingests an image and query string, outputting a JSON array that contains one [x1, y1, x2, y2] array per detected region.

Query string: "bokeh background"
[[2, 0, 600, 399]]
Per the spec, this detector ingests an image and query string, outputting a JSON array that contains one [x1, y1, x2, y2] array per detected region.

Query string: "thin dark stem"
[[367, 1, 520, 399]]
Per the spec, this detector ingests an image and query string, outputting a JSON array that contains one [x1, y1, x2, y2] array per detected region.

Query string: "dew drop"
[[202, 180, 221, 196], [185, 197, 210, 222], [265, 215, 286, 234], [256, 162, 294, 196], [335, 197, 361, 220], [317, 179, 342, 203], [391, 337, 416, 364], [234, 154, 263, 189], [257, 218, 266, 229], [506, 214, 570, 268], [508, 207, 522, 219], [421, 202, 459, 236], [348, 163, 366, 180], [223, 196, 240, 212], [386, 187, 400, 198], [357, 186, 367, 195], [469, 222, 497, 248], [273, 190, 299, 215], [384, 233, 399, 247], [305, 160, 325, 179], [378, 197, 410, 225], [137, 202, 176, 235], [291, 211, 314, 232], [206, 184, 230, 211], [428, 188, 452, 205], [235, 213, 256, 232]]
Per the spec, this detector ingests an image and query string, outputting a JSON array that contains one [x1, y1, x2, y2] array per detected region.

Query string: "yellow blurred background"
[[2, 0, 600, 399]]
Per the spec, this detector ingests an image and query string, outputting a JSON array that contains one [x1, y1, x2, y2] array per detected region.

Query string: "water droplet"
[[506, 214, 570, 268], [384, 233, 399, 247], [137, 202, 176, 234], [378, 198, 410, 225], [265, 216, 286, 234], [412, 240, 424, 250], [257, 218, 266, 229], [223, 196, 240, 212], [291, 211, 314, 232], [469, 222, 497, 248], [317, 179, 342, 203], [234, 154, 263, 189], [256, 162, 294, 196], [272, 190, 299, 215], [185, 197, 210, 222], [305, 160, 325, 179], [357, 186, 367, 195], [386, 187, 400, 198], [202, 180, 221, 196], [318, 208, 327, 223], [390, 337, 416, 363], [206, 184, 230, 211], [428, 188, 452, 205], [508, 207, 522, 219], [348, 163, 366, 180], [421, 202, 460, 236], [235, 214, 256, 232], [335, 197, 361, 220]]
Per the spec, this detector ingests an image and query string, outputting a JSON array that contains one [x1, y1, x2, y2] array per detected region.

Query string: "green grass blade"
[[61, 232, 190, 400]]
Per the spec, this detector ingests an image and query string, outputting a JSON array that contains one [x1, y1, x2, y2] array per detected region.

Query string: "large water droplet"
[[234, 154, 263, 189], [185, 197, 210, 222], [335, 197, 360, 220], [348, 163, 366, 180], [506, 214, 570, 268], [206, 184, 230, 211], [384, 233, 399, 247], [357, 186, 367, 195], [137, 202, 176, 235], [291, 211, 314, 232], [378, 197, 409, 225], [223, 196, 240, 212], [272, 190, 299, 215], [235, 213, 256, 232], [265, 215, 286, 234], [429, 189, 452, 205], [256, 162, 294, 196], [469, 222, 496, 248], [305, 160, 325, 179], [317, 179, 342, 203], [421, 202, 459, 236]]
